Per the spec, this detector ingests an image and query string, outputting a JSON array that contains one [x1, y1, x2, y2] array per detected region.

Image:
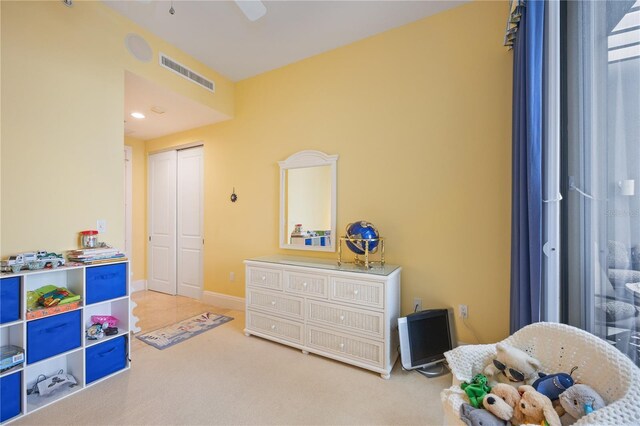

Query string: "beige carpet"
[[15, 292, 451, 425]]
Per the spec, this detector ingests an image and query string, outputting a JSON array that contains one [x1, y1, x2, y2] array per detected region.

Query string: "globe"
[[345, 221, 380, 255]]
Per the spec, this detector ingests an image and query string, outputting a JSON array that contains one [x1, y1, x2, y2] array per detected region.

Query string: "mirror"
[[279, 150, 338, 252]]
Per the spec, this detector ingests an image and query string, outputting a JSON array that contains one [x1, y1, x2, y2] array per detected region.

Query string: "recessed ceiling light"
[[131, 112, 145, 119]]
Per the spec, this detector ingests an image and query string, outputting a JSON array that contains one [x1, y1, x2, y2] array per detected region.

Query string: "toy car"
[[1, 251, 64, 272]]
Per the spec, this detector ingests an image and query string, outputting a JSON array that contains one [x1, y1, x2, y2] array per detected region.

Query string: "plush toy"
[[484, 343, 542, 387], [513, 385, 561, 426], [532, 367, 577, 401], [460, 403, 509, 426], [461, 374, 492, 408], [558, 384, 606, 424], [483, 383, 521, 421]]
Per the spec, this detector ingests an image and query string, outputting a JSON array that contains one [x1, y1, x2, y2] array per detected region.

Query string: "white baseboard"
[[202, 291, 245, 311], [131, 279, 147, 293]]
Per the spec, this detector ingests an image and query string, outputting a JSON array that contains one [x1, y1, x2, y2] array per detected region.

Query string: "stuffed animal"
[[558, 384, 606, 424], [532, 367, 577, 401], [484, 343, 542, 387], [483, 383, 521, 421], [461, 374, 492, 408], [513, 385, 561, 426], [460, 403, 509, 426]]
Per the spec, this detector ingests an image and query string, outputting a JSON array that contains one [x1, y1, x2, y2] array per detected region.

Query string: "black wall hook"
[[230, 187, 238, 203]]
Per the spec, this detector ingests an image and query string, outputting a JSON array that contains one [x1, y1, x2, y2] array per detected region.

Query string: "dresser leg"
[[243, 329, 251, 337], [302, 350, 309, 355], [380, 372, 391, 380]]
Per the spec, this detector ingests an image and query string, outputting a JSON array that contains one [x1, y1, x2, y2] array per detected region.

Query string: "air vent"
[[159, 53, 215, 93]]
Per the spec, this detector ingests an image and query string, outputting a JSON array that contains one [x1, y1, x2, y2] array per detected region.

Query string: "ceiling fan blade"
[[235, 0, 267, 22]]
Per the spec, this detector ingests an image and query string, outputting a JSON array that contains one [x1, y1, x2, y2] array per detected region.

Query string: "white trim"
[[147, 141, 204, 155], [131, 279, 147, 293], [202, 291, 245, 311], [542, 0, 561, 323], [124, 146, 133, 272]]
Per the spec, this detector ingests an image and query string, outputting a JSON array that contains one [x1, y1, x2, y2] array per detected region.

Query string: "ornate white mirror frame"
[[279, 150, 338, 252]]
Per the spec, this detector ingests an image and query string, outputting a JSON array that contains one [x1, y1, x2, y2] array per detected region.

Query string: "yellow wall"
[[146, 1, 512, 343], [124, 137, 147, 282], [0, 0, 233, 255]]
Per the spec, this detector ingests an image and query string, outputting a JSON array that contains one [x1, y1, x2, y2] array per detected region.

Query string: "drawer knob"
[[261, 275, 266, 281], [271, 300, 276, 305], [353, 290, 359, 295], [339, 343, 345, 349], [302, 282, 308, 287], [271, 324, 276, 330], [339, 315, 345, 321]]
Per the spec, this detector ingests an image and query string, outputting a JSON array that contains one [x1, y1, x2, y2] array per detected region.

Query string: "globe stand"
[[337, 237, 385, 269]]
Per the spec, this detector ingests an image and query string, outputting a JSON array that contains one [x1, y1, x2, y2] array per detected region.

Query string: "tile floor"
[[130, 289, 233, 350]]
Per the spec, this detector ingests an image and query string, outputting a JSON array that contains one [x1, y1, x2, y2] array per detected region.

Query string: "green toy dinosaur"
[[461, 373, 492, 408]]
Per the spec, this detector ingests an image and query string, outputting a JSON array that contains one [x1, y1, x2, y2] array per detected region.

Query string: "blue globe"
[[345, 221, 380, 255]]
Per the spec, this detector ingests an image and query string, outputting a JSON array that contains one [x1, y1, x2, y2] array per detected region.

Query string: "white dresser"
[[244, 255, 401, 379]]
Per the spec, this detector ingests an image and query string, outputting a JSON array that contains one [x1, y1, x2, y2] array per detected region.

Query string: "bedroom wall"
[[0, 1, 233, 255], [124, 137, 147, 282], [146, 0, 513, 343]]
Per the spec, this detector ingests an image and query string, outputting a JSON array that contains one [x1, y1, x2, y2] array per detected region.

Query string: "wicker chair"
[[440, 322, 640, 425]]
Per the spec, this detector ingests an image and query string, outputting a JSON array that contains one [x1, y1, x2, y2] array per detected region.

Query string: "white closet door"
[[176, 147, 204, 299], [148, 150, 177, 295]]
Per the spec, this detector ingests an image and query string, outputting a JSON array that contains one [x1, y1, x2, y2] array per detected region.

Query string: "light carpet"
[[15, 309, 451, 425]]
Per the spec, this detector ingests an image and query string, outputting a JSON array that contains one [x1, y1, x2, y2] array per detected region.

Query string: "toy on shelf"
[[0, 345, 25, 372], [25, 285, 82, 320], [1, 251, 65, 273], [27, 369, 78, 397], [91, 315, 118, 327]]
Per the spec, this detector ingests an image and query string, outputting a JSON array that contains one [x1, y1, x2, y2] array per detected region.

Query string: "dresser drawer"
[[284, 271, 328, 299], [307, 300, 384, 339], [247, 289, 304, 319], [306, 326, 383, 367], [330, 277, 384, 309], [247, 266, 282, 291], [246, 310, 303, 344]]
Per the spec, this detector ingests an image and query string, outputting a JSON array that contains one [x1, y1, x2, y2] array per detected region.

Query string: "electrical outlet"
[[97, 219, 107, 233], [459, 304, 469, 319], [229, 272, 235, 282], [413, 298, 422, 313]]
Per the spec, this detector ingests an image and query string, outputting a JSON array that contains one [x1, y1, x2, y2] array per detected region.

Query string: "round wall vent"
[[125, 33, 153, 63]]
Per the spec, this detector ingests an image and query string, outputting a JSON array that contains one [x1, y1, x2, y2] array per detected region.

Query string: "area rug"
[[136, 312, 234, 350]]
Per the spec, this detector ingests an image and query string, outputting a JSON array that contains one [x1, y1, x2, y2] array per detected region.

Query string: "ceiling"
[[124, 71, 230, 140], [112, 0, 466, 140], [105, 0, 466, 82]]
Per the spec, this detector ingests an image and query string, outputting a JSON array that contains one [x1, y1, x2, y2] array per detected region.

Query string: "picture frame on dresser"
[[243, 255, 401, 379], [0, 261, 131, 424]]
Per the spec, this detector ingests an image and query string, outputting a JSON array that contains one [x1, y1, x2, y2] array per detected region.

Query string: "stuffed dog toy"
[[484, 343, 542, 387]]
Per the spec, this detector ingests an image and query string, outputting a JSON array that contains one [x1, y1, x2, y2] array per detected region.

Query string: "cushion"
[[608, 268, 640, 289], [595, 300, 638, 322], [608, 240, 631, 269]]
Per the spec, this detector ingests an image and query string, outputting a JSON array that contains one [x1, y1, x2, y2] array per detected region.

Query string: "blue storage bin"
[[86, 335, 127, 384], [86, 263, 127, 305], [27, 310, 81, 364], [1, 277, 21, 324], [0, 371, 22, 422]]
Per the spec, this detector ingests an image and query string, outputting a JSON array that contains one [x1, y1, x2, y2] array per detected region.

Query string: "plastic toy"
[[461, 373, 492, 408]]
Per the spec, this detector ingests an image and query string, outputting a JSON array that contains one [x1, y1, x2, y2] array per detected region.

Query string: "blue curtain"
[[510, 0, 545, 334]]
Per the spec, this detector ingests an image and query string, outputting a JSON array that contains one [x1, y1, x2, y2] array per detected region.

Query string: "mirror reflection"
[[279, 150, 337, 252], [285, 166, 332, 247]]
